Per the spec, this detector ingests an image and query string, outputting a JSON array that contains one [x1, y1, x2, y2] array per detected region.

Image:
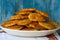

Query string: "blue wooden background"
[[0, 0, 60, 31]]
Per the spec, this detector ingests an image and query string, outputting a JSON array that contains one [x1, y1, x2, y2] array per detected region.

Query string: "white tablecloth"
[[0, 33, 60, 40], [0, 33, 49, 40]]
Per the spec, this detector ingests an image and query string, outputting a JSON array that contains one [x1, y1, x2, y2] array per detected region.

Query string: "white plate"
[[0, 26, 60, 37]]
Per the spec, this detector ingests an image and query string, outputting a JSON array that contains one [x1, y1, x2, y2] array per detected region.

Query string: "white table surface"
[[0, 33, 49, 40], [0, 32, 60, 40]]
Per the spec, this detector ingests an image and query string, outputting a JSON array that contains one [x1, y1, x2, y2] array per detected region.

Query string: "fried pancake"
[[39, 22, 55, 30], [22, 27, 36, 31], [36, 10, 50, 18], [2, 8, 58, 30], [28, 13, 37, 21], [2, 20, 17, 27], [7, 25, 24, 30], [16, 8, 36, 15], [16, 11, 30, 15], [20, 8, 36, 12], [48, 21, 59, 28], [17, 19, 31, 25], [10, 15, 28, 20], [28, 13, 45, 21], [36, 14, 46, 22], [28, 22, 46, 30]]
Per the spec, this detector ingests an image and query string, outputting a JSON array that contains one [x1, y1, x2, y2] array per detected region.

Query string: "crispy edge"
[[7, 25, 24, 30], [36, 10, 50, 18], [48, 21, 59, 28], [20, 8, 36, 12], [2, 20, 17, 27], [17, 19, 31, 25], [10, 15, 28, 20], [39, 22, 55, 30]]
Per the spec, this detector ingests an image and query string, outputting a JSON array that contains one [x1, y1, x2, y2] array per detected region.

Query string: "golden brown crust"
[[36, 10, 50, 18], [20, 8, 36, 12], [22, 27, 36, 31], [16, 11, 30, 15], [2, 20, 17, 27], [28, 13, 45, 21], [28, 22, 47, 30], [7, 25, 24, 30], [39, 22, 55, 30], [28, 13, 37, 21], [48, 21, 59, 28], [35, 14, 46, 22], [10, 15, 28, 20], [17, 19, 31, 25]]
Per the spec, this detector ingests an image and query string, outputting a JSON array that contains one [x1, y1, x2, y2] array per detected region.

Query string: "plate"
[[0, 26, 60, 37]]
